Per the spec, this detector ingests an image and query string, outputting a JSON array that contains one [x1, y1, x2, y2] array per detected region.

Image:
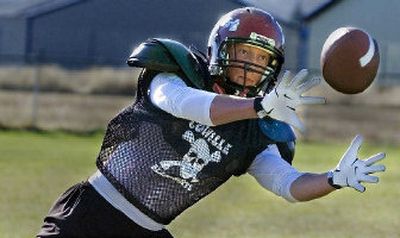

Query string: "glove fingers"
[[352, 182, 366, 193], [365, 164, 386, 174], [344, 135, 364, 160], [300, 96, 326, 105], [297, 77, 321, 94], [285, 109, 305, 133], [277, 70, 292, 88], [360, 174, 379, 183], [365, 152, 386, 166], [290, 69, 309, 88], [275, 108, 304, 133]]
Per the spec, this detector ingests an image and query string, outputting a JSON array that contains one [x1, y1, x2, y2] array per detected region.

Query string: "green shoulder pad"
[[127, 39, 179, 71], [127, 38, 206, 89]]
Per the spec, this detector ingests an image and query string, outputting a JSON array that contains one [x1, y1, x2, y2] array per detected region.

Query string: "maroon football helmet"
[[207, 7, 285, 96]]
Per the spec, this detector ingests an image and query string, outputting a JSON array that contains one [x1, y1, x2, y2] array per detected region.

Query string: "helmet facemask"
[[211, 37, 284, 97], [207, 7, 286, 97]]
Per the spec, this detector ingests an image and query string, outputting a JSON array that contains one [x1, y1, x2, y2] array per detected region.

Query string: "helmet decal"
[[250, 32, 276, 47], [227, 19, 240, 32]]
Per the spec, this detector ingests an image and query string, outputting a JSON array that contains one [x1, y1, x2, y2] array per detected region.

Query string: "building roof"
[[0, 0, 82, 17], [0, 0, 336, 23]]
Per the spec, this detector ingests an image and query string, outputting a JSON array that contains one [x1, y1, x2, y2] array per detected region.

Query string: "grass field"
[[0, 130, 398, 238]]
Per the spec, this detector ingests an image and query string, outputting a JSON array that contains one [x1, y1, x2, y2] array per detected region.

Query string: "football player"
[[37, 7, 386, 238]]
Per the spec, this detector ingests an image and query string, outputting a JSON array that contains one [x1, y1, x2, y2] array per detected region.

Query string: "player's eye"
[[258, 55, 268, 63], [238, 48, 248, 56]]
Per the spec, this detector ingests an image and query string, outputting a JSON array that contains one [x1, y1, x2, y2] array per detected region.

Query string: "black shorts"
[[37, 181, 173, 238]]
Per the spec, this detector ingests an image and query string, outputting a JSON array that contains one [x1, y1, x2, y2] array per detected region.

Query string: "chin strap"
[[212, 81, 252, 97], [212, 82, 226, 95]]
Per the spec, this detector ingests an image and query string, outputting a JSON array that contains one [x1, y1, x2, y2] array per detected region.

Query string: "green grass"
[[0, 130, 101, 238], [0, 130, 398, 238]]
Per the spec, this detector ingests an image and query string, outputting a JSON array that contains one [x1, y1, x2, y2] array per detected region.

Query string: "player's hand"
[[329, 135, 386, 192], [257, 69, 325, 132]]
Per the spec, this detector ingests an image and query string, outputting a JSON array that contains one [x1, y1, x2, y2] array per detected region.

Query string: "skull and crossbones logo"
[[151, 130, 221, 190]]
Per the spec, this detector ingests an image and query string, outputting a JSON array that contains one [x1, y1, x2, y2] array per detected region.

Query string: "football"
[[320, 27, 380, 94]]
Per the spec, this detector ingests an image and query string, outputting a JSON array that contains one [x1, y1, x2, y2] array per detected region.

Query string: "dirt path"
[[302, 104, 400, 143], [0, 90, 132, 131], [0, 90, 399, 143]]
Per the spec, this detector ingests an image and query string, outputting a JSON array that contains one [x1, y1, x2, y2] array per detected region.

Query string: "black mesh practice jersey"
[[96, 69, 290, 224]]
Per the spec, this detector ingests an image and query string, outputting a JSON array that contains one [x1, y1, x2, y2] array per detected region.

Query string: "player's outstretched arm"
[[150, 70, 324, 128], [290, 135, 386, 201]]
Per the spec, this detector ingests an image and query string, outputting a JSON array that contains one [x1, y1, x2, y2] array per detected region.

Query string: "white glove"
[[328, 135, 386, 192], [256, 69, 325, 132]]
